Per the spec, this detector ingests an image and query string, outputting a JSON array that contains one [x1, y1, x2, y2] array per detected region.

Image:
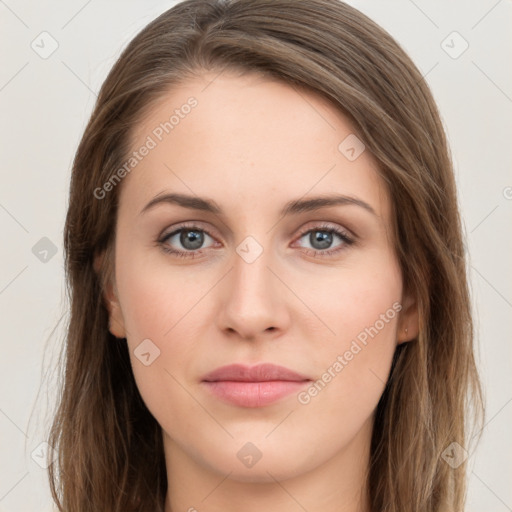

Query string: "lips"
[[201, 363, 311, 383], [201, 363, 312, 408]]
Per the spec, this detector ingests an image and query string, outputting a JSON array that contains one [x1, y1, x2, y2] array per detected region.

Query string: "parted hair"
[[48, 1, 485, 510]]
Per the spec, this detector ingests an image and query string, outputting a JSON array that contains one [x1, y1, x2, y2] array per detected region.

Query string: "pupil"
[[311, 231, 332, 250], [181, 229, 203, 250]]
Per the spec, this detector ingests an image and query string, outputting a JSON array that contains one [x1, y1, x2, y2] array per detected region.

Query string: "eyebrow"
[[139, 192, 377, 218]]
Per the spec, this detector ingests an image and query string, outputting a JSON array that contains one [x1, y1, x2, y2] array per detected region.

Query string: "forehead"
[[120, 70, 390, 224]]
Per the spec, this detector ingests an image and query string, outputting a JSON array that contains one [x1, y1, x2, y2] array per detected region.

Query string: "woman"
[[48, 0, 485, 510]]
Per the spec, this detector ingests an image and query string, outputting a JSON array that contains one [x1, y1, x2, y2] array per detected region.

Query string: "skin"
[[98, 69, 419, 512]]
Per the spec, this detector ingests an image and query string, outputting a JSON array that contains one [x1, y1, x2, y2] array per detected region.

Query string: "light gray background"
[[0, 1, 511, 510]]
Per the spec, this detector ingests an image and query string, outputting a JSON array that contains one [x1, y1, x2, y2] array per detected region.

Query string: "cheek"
[[115, 245, 209, 341], [296, 254, 402, 430], [296, 250, 402, 386], [306, 254, 402, 347], [114, 250, 213, 414]]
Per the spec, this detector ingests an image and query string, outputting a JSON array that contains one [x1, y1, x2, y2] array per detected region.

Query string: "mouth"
[[201, 363, 312, 408]]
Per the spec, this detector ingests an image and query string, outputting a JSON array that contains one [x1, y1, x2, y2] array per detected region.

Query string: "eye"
[[157, 222, 355, 259], [293, 223, 355, 257], [158, 224, 217, 258]]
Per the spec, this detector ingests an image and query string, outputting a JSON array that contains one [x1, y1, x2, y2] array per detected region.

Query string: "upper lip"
[[201, 363, 311, 382]]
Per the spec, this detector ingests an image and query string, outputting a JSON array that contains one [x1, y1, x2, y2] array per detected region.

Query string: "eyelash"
[[157, 222, 355, 260]]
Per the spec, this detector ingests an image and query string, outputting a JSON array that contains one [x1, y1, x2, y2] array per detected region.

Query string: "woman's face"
[[101, 70, 417, 486]]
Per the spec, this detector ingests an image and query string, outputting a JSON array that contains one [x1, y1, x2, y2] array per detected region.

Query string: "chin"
[[199, 442, 314, 484]]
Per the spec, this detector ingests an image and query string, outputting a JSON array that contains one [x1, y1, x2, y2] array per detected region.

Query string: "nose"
[[217, 237, 290, 341]]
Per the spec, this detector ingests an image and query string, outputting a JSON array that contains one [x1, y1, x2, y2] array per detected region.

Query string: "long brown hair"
[[47, 0, 485, 510]]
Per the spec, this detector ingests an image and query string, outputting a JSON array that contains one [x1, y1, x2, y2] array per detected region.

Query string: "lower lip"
[[202, 380, 310, 407]]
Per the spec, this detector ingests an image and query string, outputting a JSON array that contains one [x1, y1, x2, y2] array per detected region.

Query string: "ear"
[[396, 290, 419, 345], [93, 251, 127, 339]]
